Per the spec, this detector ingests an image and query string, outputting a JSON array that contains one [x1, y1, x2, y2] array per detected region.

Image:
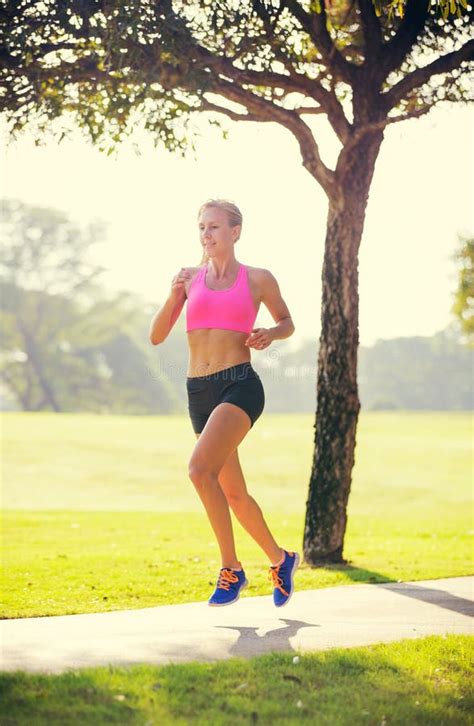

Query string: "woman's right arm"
[[149, 268, 192, 345]]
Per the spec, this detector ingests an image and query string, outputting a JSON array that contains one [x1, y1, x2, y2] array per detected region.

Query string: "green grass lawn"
[[1, 411, 472, 618], [1, 635, 472, 725]]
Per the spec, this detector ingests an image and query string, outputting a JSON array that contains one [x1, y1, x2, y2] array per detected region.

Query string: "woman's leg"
[[188, 402, 252, 569], [217, 448, 283, 566]]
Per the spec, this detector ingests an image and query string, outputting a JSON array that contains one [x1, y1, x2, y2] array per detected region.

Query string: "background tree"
[[251, 327, 473, 412], [451, 234, 474, 345], [357, 327, 473, 409], [1, 199, 109, 410], [0, 199, 179, 412], [2, 0, 472, 563]]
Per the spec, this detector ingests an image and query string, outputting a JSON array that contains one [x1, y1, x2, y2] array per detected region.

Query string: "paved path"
[[1, 576, 472, 674]]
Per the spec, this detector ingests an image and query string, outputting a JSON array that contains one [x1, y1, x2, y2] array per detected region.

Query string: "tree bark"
[[304, 128, 384, 564]]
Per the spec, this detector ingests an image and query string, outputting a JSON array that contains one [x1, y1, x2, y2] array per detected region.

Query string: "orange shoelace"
[[216, 568, 240, 591], [268, 565, 289, 597]]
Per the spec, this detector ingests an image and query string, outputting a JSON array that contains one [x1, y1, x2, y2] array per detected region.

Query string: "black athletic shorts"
[[186, 362, 265, 434]]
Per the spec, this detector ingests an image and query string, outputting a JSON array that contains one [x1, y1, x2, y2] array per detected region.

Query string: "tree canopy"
[[1, 0, 472, 171]]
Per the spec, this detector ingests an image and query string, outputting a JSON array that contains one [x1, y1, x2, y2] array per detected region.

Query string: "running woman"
[[149, 199, 299, 607]]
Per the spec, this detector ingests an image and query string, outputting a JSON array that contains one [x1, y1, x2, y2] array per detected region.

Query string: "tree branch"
[[294, 105, 326, 115], [344, 99, 449, 156], [207, 76, 336, 196], [211, 62, 352, 143], [147, 1, 352, 143], [199, 98, 261, 122], [384, 38, 474, 110], [377, 0, 429, 84], [284, 0, 358, 84], [358, 0, 383, 60], [200, 96, 326, 120], [170, 20, 352, 145]]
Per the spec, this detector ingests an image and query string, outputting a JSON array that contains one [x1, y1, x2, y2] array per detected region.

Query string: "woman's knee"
[[188, 457, 217, 488]]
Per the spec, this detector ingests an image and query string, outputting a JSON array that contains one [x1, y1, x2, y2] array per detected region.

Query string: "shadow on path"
[[315, 563, 474, 618], [214, 618, 318, 658], [378, 581, 474, 618]]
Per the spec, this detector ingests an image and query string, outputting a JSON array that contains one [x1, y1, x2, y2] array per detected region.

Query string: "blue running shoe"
[[268, 550, 300, 607], [208, 567, 248, 607]]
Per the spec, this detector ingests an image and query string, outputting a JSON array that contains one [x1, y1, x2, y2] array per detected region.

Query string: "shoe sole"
[[274, 552, 300, 608], [208, 578, 248, 607]]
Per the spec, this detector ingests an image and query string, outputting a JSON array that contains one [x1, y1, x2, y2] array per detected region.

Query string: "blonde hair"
[[197, 199, 243, 265]]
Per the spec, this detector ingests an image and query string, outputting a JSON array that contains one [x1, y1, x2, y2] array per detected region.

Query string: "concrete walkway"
[[1, 576, 472, 674]]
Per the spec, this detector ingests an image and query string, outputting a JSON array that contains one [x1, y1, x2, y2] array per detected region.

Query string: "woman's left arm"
[[245, 269, 295, 350]]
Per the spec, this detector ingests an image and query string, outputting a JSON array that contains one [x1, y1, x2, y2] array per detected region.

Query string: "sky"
[[1, 103, 473, 349]]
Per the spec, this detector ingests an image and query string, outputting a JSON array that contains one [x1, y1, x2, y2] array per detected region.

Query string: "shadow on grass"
[[0, 670, 142, 726], [315, 562, 395, 584], [313, 562, 474, 617], [0, 636, 471, 725]]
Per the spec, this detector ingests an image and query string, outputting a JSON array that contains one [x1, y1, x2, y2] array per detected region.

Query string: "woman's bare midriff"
[[186, 328, 251, 377]]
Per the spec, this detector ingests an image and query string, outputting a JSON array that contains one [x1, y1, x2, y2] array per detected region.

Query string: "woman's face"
[[198, 207, 240, 258]]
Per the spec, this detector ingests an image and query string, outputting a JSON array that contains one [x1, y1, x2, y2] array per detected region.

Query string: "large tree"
[[2, 0, 472, 563]]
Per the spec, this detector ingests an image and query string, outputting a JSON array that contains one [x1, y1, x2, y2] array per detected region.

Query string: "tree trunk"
[[18, 318, 61, 412], [304, 129, 384, 565]]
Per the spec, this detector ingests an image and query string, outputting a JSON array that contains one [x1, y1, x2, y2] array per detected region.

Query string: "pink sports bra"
[[186, 263, 257, 334]]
